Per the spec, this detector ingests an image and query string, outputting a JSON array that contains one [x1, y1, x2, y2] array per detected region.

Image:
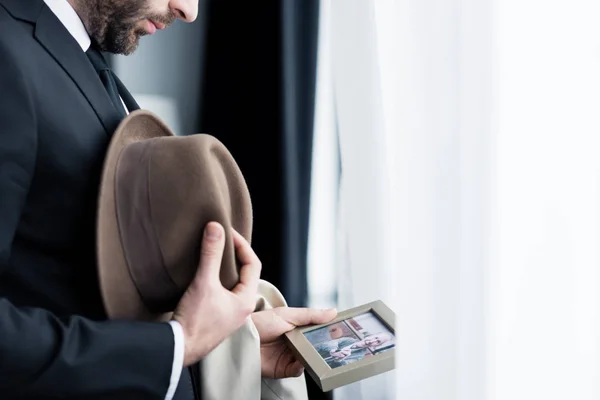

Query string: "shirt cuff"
[[164, 320, 185, 400]]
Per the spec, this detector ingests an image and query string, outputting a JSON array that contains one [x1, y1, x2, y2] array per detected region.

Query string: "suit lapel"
[[27, 2, 123, 137]]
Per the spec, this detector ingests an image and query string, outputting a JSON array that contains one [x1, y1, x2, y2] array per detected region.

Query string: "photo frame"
[[284, 300, 396, 392]]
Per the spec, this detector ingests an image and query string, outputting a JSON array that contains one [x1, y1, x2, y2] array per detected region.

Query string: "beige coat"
[[199, 280, 309, 400]]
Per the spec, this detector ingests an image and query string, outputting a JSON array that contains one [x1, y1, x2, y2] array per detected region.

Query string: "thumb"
[[193, 222, 226, 285], [276, 307, 338, 328]]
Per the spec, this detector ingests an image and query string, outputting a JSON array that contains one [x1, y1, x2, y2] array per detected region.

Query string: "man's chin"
[[100, 29, 146, 55], [120, 33, 145, 55], [121, 42, 141, 56]]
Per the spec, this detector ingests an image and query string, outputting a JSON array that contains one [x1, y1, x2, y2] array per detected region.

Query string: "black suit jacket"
[[0, 1, 187, 398]]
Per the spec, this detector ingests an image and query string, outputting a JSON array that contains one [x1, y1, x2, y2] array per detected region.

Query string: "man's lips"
[[146, 19, 166, 34], [151, 20, 166, 30]]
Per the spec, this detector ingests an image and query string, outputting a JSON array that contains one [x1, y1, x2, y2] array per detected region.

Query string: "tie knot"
[[86, 45, 110, 72]]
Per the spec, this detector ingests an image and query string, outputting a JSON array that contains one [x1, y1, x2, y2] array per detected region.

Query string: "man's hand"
[[251, 307, 337, 379], [173, 223, 262, 367]]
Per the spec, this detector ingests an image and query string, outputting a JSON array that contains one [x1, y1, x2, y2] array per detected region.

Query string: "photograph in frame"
[[284, 300, 396, 392], [303, 311, 396, 369]]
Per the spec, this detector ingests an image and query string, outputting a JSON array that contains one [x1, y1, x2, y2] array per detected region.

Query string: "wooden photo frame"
[[284, 300, 396, 392]]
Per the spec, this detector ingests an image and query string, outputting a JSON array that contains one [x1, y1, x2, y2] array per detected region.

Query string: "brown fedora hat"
[[96, 109, 252, 322]]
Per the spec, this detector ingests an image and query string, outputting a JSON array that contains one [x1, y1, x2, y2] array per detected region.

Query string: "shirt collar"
[[43, 0, 91, 52]]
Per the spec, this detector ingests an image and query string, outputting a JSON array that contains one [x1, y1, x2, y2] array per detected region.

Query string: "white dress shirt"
[[41, 1, 185, 399]]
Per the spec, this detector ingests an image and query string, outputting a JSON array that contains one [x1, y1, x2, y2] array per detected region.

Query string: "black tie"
[[86, 45, 140, 118], [85, 47, 196, 399]]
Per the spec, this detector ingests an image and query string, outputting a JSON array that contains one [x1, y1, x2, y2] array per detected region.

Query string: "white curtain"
[[309, 0, 397, 398], [488, 1, 600, 399], [309, 0, 600, 400]]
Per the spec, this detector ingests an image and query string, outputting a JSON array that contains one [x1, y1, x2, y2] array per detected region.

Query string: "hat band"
[[114, 141, 181, 313]]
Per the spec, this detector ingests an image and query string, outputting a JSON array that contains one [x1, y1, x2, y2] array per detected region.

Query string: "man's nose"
[[168, 0, 198, 23]]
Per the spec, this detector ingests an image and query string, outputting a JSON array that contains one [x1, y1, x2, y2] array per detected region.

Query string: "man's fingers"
[[232, 260, 261, 299], [195, 222, 226, 284], [232, 229, 260, 266], [275, 307, 338, 328], [287, 360, 304, 378], [231, 229, 261, 298]]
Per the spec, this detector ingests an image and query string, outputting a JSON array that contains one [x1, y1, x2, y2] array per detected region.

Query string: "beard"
[[80, 0, 176, 55]]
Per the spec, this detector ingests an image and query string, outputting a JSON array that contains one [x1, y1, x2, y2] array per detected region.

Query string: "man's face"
[[83, 0, 198, 55]]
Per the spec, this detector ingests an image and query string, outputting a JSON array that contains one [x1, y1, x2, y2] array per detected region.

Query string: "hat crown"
[[112, 126, 252, 314]]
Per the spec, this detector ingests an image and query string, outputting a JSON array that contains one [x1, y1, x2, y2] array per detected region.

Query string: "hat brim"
[[97, 110, 175, 322]]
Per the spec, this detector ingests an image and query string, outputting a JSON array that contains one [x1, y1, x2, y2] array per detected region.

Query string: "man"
[[0, 0, 336, 398], [315, 333, 392, 369]]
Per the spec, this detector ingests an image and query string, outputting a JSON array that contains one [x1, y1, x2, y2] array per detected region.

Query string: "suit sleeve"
[[0, 40, 177, 399]]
